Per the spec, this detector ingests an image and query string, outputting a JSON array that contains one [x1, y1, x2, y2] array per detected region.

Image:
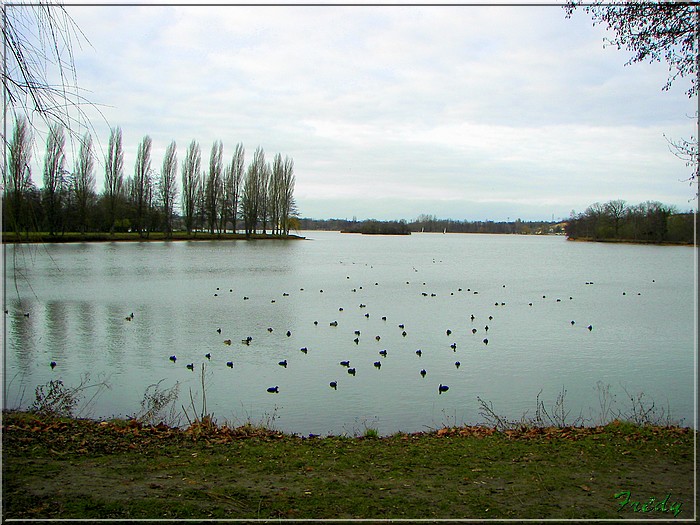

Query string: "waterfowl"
[[415, 349, 422, 357], [330, 321, 338, 327], [375, 335, 381, 341], [224, 339, 232, 345], [489, 316, 493, 320], [470, 315, 475, 321], [329, 381, 337, 390], [217, 328, 222, 334], [354, 338, 360, 345], [438, 384, 449, 394], [379, 349, 387, 357], [354, 330, 361, 336], [314, 321, 319, 325], [446, 329, 452, 336], [169, 355, 177, 363], [226, 361, 234, 368], [455, 361, 461, 368], [283, 292, 289, 296], [365, 313, 370, 318], [340, 360, 350, 367], [484, 325, 489, 332], [483, 338, 489, 345], [278, 360, 288, 367], [402, 331, 407, 337], [205, 353, 211, 359], [267, 386, 279, 393], [450, 343, 457, 351], [374, 361, 382, 369], [571, 320, 575, 325], [286, 330, 292, 337], [186, 363, 194, 370], [300, 347, 308, 354], [398, 324, 405, 329], [420, 369, 427, 378], [339, 307, 344, 311], [359, 303, 366, 308], [50, 361, 57, 369], [381, 316, 387, 321], [347, 368, 356, 375], [268, 327, 273, 332], [472, 328, 477, 335], [587, 325, 593, 331]]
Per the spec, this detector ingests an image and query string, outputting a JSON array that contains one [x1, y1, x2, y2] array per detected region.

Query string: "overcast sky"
[[22, 3, 699, 221]]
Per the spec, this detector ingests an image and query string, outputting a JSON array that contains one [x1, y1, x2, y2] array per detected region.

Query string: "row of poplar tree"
[[3, 117, 297, 237]]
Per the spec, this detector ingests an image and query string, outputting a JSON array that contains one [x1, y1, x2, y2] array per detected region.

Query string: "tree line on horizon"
[[298, 216, 566, 235], [3, 117, 297, 238], [565, 199, 695, 244]]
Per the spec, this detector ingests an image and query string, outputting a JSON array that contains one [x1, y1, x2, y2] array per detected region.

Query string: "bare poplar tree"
[[241, 146, 266, 237], [222, 143, 245, 234], [42, 123, 66, 236], [268, 153, 284, 235], [259, 161, 270, 234], [204, 140, 223, 235], [4, 117, 34, 234], [72, 133, 96, 234], [104, 127, 124, 234], [230, 143, 245, 233], [159, 140, 178, 238], [281, 156, 297, 235], [181, 139, 201, 235], [133, 135, 153, 237]]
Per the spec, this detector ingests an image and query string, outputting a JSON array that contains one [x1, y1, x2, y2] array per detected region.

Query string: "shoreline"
[[566, 236, 695, 247], [1, 232, 306, 244]]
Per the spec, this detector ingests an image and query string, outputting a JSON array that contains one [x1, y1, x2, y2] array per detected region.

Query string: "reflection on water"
[[3, 233, 696, 434]]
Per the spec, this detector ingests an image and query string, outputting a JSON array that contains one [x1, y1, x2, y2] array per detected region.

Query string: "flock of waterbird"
[[158, 271, 598, 398], [43, 264, 607, 398]]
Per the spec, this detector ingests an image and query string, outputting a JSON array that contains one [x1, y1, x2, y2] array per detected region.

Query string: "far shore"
[[1, 231, 306, 244], [566, 236, 695, 247]]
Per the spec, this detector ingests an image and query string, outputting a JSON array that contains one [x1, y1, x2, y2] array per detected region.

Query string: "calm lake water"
[[3, 232, 697, 435]]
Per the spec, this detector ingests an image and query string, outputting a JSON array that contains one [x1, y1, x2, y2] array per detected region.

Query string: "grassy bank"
[[2, 411, 695, 520], [1, 231, 305, 243]]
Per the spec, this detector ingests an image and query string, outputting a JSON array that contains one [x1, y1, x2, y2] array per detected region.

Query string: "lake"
[[3, 232, 696, 435]]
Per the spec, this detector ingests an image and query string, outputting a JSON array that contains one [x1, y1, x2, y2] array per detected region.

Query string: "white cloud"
[[17, 4, 697, 221]]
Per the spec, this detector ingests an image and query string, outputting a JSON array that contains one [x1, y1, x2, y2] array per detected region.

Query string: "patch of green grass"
[[2, 411, 695, 520]]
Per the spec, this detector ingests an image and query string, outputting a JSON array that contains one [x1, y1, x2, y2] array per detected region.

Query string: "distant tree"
[[604, 199, 627, 238], [72, 132, 96, 234], [204, 140, 223, 235], [42, 123, 66, 236], [181, 139, 201, 235], [132, 135, 153, 237], [158, 140, 178, 237], [104, 126, 125, 234], [4, 117, 34, 234]]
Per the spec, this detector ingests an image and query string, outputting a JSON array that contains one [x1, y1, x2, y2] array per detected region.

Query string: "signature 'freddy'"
[[614, 490, 682, 517]]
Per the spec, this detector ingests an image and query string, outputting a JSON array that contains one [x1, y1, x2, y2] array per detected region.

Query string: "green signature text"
[[614, 490, 682, 517]]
